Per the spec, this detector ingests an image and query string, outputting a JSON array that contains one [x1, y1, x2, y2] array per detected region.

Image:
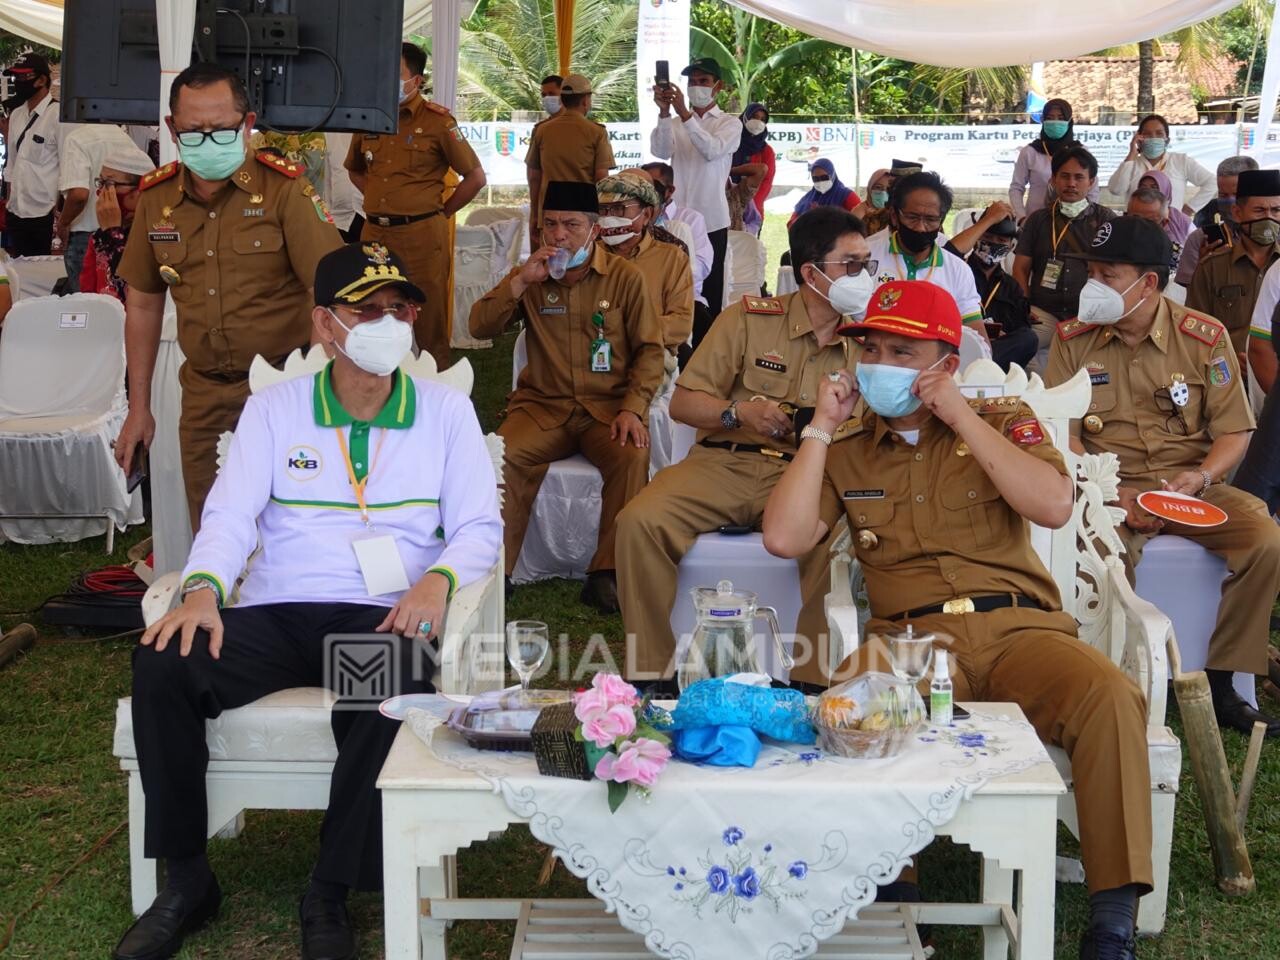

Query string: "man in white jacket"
[[113, 242, 502, 960]]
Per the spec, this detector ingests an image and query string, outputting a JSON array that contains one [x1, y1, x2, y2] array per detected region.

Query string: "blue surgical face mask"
[[566, 241, 591, 269], [855, 355, 947, 419], [1042, 119, 1069, 140], [1140, 137, 1167, 160], [870, 189, 889, 209], [178, 130, 247, 182]]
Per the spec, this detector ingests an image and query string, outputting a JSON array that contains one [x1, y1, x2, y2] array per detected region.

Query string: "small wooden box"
[[531, 702, 593, 780]]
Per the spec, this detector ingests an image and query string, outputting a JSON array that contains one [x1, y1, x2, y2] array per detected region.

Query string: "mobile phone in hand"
[[655, 60, 670, 88], [126, 453, 148, 494], [1204, 217, 1229, 247]]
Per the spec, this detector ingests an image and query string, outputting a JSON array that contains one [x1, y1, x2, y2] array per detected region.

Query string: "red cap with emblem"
[[836, 280, 963, 347]]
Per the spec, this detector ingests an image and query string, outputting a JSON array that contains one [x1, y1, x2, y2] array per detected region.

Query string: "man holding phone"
[[649, 58, 742, 341]]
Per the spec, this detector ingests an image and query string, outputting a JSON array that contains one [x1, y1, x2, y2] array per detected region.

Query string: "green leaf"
[[607, 779, 629, 813]]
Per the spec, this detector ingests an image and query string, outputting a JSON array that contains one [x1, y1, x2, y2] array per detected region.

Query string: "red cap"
[[836, 280, 963, 347]]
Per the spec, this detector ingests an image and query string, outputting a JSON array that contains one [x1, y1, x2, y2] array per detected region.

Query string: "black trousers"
[[991, 326, 1038, 373], [1235, 382, 1280, 514], [131, 602, 434, 890], [5, 211, 54, 257], [696, 227, 729, 348]]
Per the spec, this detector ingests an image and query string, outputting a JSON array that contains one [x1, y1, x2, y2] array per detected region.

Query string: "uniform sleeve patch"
[[1009, 417, 1045, 446], [1209, 355, 1233, 387]]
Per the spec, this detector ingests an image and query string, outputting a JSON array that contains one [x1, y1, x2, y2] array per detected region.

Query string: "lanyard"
[[982, 280, 1002, 315], [1050, 203, 1073, 256], [891, 233, 937, 282], [335, 426, 388, 527]]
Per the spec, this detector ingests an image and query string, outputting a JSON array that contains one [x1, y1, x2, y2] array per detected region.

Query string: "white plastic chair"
[[723, 229, 767, 311], [453, 221, 522, 350], [6, 254, 67, 300], [0, 293, 143, 548]]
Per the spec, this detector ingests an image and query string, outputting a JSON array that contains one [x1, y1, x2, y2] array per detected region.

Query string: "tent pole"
[[850, 47, 861, 189]]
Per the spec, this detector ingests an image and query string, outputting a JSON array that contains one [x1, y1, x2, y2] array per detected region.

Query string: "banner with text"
[[456, 120, 1251, 194], [635, 0, 689, 141]]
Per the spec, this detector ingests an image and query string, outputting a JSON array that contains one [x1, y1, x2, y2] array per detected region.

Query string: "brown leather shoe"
[[580, 570, 619, 614]]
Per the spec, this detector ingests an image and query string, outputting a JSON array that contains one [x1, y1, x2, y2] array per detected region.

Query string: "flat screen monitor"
[[59, 0, 405, 133]]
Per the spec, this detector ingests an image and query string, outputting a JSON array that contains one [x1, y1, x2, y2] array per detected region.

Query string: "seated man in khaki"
[[470, 180, 664, 612], [1046, 214, 1280, 737], [597, 169, 694, 359], [617, 207, 874, 687], [763, 279, 1152, 960]]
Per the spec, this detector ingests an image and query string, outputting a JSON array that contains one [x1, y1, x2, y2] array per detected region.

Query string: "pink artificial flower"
[[590, 672, 639, 708], [581, 703, 637, 748], [572, 686, 610, 724], [595, 737, 671, 787]]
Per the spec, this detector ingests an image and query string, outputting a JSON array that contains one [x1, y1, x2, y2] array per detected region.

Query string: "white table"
[[379, 702, 1065, 960]]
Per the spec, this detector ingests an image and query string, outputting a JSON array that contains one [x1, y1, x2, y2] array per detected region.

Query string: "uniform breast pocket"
[[848, 498, 900, 567], [941, 481, 1007, 550], [1087, 383, 1117, 416], [232, 225, 284, 256], [741, 363, 791, 400], [24, 133, 55, 166], [1178, 379, 1208, 435], [408, 138, 434, 172], [358, 136, 384, 167]]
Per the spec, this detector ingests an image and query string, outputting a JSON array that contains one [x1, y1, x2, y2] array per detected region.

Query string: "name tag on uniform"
[[1040, 258, 1063, 290], [755, 354, 787, 373], [148, 230, 180, 243], [539, 305, 566, 315], [591, 339, 612, 373], [1089, 372, 1110, 385], [842, 489, 885, 500], [352, 534, 410, 597]]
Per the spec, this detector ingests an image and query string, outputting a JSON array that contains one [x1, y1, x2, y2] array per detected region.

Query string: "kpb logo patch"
[[286, 445, 323, 481]]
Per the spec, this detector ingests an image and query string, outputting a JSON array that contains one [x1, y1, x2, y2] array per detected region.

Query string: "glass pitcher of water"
[[677, 579, 792, 691]]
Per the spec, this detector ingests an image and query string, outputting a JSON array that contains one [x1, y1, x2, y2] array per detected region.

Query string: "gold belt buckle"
[[759, 447, 785, 459], [942, 597, 976, 615]]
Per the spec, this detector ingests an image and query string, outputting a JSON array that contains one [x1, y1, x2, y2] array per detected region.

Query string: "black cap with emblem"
[[1063, 214, 1172, 267], [314, 242, 426, 306]]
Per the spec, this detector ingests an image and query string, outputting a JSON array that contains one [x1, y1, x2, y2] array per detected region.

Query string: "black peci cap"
[[1062, 215, 1172, 267], [314, 242, 425, 306], [1235, 169, 1280, 201], [543, 180, 599, 214]]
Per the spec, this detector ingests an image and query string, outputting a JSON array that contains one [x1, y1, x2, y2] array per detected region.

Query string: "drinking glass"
[[506, 620, 550, 701], [885, 628, 935, 685], [547, 247, 570, 279]]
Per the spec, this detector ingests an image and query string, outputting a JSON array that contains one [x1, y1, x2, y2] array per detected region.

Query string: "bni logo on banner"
[[325, 635, 399, 709]]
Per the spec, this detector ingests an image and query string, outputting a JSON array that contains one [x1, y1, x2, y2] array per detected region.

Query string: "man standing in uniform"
[[1, 53, 70, 257], [526, 73, 614, 247], [618, 207, 872, 687], [762, 280, 1154, 959], [114, 63, 342, 530], [1013, 146, 1116, 370], [345, 42, 487, 367], [596, 169, 693, 356], [539, 75, 563, 117], [1046, 216, 1280, 736], [650, 58, 742, 337], [1187, 169, 1280, 362], [470, 181, 664, 612]]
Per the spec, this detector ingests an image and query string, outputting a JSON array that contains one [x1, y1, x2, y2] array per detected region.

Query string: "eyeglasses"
[[599, 202, 642, 218], [897, 211, 944, 229], [1152, 387, 1189, 436], [813, 258, 878, 277], [333, 301, 418, 322], [94, 177, 139, 192], [174, 118, 246, 148]]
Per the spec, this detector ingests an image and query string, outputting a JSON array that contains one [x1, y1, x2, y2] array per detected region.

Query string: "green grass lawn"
[[1, 337, 1278, 958]]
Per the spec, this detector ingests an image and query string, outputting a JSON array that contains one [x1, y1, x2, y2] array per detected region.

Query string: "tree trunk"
[[1137, 39, 1156, 117]]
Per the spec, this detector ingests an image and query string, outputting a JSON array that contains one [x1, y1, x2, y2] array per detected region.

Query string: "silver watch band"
[[1200, 470, 1213, 494], [800, 424, 833, 446]]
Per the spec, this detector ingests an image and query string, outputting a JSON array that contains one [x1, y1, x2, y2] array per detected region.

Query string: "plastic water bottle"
[[547, 246, 570, 280], [930, 649, 954, 726]]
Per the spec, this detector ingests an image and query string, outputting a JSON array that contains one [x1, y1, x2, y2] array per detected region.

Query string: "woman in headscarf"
[[730, 102, 775, 218], [1007, 98, 1098, 221], [1132, 168, 1193, 270], [1107, 113, 1215, 213], [79, 139, 155, 300], [851, 167, 892, 234], [787, 158, 861, 228]]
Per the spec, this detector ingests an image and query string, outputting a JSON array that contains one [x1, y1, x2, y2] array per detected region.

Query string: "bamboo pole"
[[1236, 721, 1267, 836], [0, 624, 36, 670]]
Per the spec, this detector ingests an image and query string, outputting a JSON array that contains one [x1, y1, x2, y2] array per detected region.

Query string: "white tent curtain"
[[0, 0, 61, 49], [1253, 1, 1280, 165], [431, 0, 461, 109]]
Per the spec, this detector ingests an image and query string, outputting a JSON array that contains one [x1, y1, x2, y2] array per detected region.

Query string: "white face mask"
[[598, 213, 643, 247], [399, 78, 417, 104], [809, 265, 876, 319], [541, 95, 561, 114], [688, 86, 715, 109], [1058, 197, 1089, 219], [745, 118, 766, 136], [329, 310, 413, 376], [1077, 274, 1150, 326], [813, 180, 834, 195]]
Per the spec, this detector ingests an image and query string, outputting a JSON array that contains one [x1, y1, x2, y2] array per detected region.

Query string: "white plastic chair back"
[[512, 327, 529, 389], [724, 230, 767, 309], [661, 219, 697, 294], [6, 255, 67, 300], [466, 205, 526, 227], [0, 294, 125, 418], [958, 326, 993, 370]]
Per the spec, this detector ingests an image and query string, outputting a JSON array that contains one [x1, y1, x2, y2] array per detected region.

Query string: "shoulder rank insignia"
[[1057, 318, 1098, 341], [139, 161, 179, 192], [1179, 312, 1224, 347], [970, 396, 1020, 414], [423, 100, 452, 116], [255, 151, 302, 178], [742, 295, 784, 315]]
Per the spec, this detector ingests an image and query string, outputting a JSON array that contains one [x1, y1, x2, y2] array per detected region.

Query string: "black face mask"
[[896, 222, 939, 254], [2, 79, 38, 111]]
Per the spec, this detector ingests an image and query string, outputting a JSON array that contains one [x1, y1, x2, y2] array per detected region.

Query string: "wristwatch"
[[182, 578, 217, 602], [720, 400, 740, 430], [800, 425, 833, 446]]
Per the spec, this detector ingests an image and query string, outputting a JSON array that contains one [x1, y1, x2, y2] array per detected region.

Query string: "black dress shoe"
[[300, 895, 357, 960], [113, 878, 221, 960], [580, 571, 619, 614], [1079, 922, 1137, 960], [1214, 690, 1280, 738]]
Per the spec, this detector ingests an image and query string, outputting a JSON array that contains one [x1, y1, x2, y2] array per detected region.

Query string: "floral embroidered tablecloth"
[[404, 703, 1055, 960]]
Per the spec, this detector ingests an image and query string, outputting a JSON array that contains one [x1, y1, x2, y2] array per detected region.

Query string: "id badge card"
[[1040, 258, 1063, 290], [591, 337, 612, 373], [351, 533, 411, 596]]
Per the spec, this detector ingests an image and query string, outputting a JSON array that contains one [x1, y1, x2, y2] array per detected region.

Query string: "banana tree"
[[690, 7, 830, 111]]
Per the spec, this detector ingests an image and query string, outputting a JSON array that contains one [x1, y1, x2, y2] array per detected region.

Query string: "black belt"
[[367, 210, 441, 227], [699, 439, 793, 462], [888, 594, 1048, 621]]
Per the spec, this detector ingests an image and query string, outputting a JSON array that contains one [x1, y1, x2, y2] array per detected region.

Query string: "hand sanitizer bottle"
[[931, 649, 954, 726]]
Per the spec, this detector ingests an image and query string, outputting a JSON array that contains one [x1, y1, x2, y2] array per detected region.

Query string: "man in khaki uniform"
[[596, 169, 693, 354], [526, 73, 615, 246], [114, 63, 341, 530], [470, 181, 663, 612], [1186, 168, 1280, 359], [1046, 215, 1280, 737], [763, 279, 1152, 960], [345, 42, 487, 367], [618, 207, 872, 687]]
